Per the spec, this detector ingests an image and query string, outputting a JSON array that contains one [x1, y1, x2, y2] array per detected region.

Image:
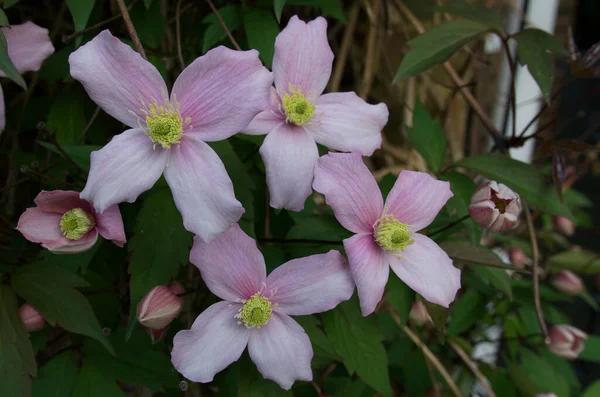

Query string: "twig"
[[359, 0, 380, 99], [206, 0, 240, 50], [329, 1, 360, 92], [62, 0, 139, 43], [115, 0, 147, 60], [449, 339, 496, 397], [176, 0, 186, 70], [500, 35, 517, 139], [76, 106, 101, 144], [426, 214, 470, 238]]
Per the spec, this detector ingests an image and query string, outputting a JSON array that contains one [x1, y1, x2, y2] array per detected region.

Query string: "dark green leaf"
[[455, 153, 573, 218], [287, 215, 351, 241], [72, 364, 124, 397], [3, 0, 20, 8], [0, 31, 27, 89], [512, 28, 567, 102], [294, 316, 339, 361], [441, 172, 483, 244], [130, 1, 164, 49], [38, 239, 101, 273], [508, 348, 570, 397], [386, 276, 414, 325], [201, 6, 241, 53], [580, 335, 600, 363], [548, 250, 600, 273], [46, 89, 88, 146], [441, 240, 524, 273], [406, 100, 447, 171], [424, 301, 449, 332], [243, 7, 279, 67], [32, 350, 77, 397], [394, 20, 490, 80], [11, 262, 113, 354], [286, 0, 346, 22], [333, 379, 367, 397], [436, 2, 504, 31], [143, 0, 153, 9], [234, 355, 292, 397], [38, 142, 101, 171], [0, 8, 8, 26], [67, 0, 96, 33], [473, 265, 512, 300], [447, 290, 486, 335], [582, 381, 600, 397], [274, 0, 286, 23]]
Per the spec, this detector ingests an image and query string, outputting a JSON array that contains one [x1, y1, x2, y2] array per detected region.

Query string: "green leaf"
[[38, 239, 101, 273], [0, 285, 36, 397], [287, 215, 351, 241], [0, 8, 8, 26], [45, 89, 88, 146], [447, 289, 486, 335], [243, 7, 279, 67], [582, 381, 600, 397], [441, 240, 524, 273], [274, 0, 286, 23], [386, 276, 414, 325], [436, 2, 504, 31], [286, 0, 346, 22], [455, 153, 572, 218], [38, 142, 101, 171], [333, 379, 367, 397], [67, 0, 96, 33], [512, 28, 567, 103], [72, 364, 124, 397], [32, 350, 77, 397], [234, 355, 292, 397], [508, 348, 570, 397], [441, 172, 483, 244], [130, 1, 164, 49], [0, 31, 27, 89], [3, 0, 21, 8], [294, 316, 339, 361], [548, 250, 600, 273], [424, 301, 449, 332], [580, 335, 600, 363], [201, 5, 241, 53], [143, 0, 153, 9], [394, 19, 490, 80], [11, 262, 114, 355], [322, 297, 392, 397], [127, 187, 192, 338], [473, 265, 512, 300], [406, 100, 447, 171]]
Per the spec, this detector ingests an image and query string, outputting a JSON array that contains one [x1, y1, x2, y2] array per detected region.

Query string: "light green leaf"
[[67, 0, 96, 33], [0, 31, 27, 89], [32, 350, 77, 397], [386, 275, 414, 325], [38, 142, 101, 171], [582, 381, 600, 397], [394, 19, 490, 80], [548, 250, 600, 273], [455, 153, 572, 218], [72, 364, 124, 397], [45, 89, 87, 146], [201, 5, 241, 53], [406, 100, 447, 171], [436, 1, 504, 31], [441, 172, 483, 244], [243, 7, 279, 67], [512, 28, 567, 103], [508, 348, 570, 397], [274, 0, 286, 23], [448, 289, 486, 335]]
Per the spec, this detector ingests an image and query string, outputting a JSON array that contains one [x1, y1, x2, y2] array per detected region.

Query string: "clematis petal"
[[306, 92, 388, 156], [273, 16, 333, 98], [344, 233, 389, 316], [69, 30, 167, 128], [34, 190, 90, 214], [172, 302, 250, 383], [0, 86, 4, 133], [243, 87, 284, 135], [172, 46, 273, 142], [1, 22, 54, 75], [385, 170, 453, 232], [94, 205, 126, 247], [388, 233, 461, 308], [164, 135, 244, 242], [189, 224, 266, 302], [45, 230, 98, 254], [248, 312, 313, 390], [80, 128, 168, 213], [16, 208, 64, 244], [313, 152, 383, 234], [266, 250, 354, 315], [260, 123, 318, 211]]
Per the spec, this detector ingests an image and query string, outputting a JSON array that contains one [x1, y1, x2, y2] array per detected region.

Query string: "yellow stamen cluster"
[[141, 98, 190, 149], [60, 208, 95, 240], [373, 215, 414, 254], [235, 292, 273, 328], [281, 84, 316, 126]]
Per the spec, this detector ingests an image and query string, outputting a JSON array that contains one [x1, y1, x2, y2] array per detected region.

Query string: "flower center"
[[60, 208, 95, 240], [235, 292, 273, 329], [141, 98, 191, 149], [490, 191, 510, 214], [281, 84, 316, 126], [373, 215, 414, 253]]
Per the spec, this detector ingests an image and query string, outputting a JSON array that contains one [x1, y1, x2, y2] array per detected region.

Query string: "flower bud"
[[535, 394, 558, 397], [553, 216, 575, 236], [168, 281, 185, 296], [509, 248, 531, 268], [409, 301, 431, 326], [137, 285, 183, 329], [468, 181, 521, 232], [147, 326, 169, 344], [547, 324, 587, 360], [19, 303, 46, 332], [551, 270, 584, 296]]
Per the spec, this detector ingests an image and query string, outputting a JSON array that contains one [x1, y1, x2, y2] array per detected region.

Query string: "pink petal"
[[69, 30, 167, 128], [313, 152, 383, 234], [266, 250, 354, 315], [243, 87, 284, 135], [388, 233, 460, 308], [94, 205, 126, 247], [344, 233, 389, 316], [171, 302, 249, 383], [0, 86, 5, 133], [273, 16, 333, 98], [248, 312, 313, 390], [259, 123, 318, 211], [189, 224, 266, 302], [164, 136, 244, 242], [34, 190, 90, 214], [45, 229, 98, 254], [305, 92, 387, 156], [1, 22, 54, 75], [172, 46, 273, 142], [16, 208, 63, 244], [81, 129, 168, 213], [384, 170, 453, 232]]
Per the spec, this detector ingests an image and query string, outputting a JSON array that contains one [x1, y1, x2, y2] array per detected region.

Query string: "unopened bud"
[[409, 301, 431, 326], [553, 216, 575, 236], [137, 285, 183, 329], [147, 326, 169, 344], [535, 394, 558, 397], [551, 270, 584, 296], [168, 281, 185, 296], [547, 324, 587, 360], [468, 181, 521, 232], [19, 304, 46, 332], [509, 248, 531, 268]]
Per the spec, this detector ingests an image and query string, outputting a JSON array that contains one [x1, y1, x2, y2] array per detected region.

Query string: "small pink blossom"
[[509, 247, 531, 268], [137, 284, 183, 329], [0, 22, 54, 134], [313, 152, 461, 316], [550, 270, 584, 296], [16, 190, 125, 253], [468, 181, 521, 232], [19, 303, 45, 332], [243, 16, 389, 211], [553, 216, 575, 236], [69, 30, 273, 242], [547, 324, 587, 360], [171, 224, 354, 389], [409, 301, 431, 326]]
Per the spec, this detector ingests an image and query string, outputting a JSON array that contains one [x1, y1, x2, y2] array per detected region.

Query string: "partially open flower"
[[553, 216, 575, 236], [16, 190, 126, 254], [551, 270, 583, 296], [409, 301, 431, 326], [19, 303, 45, 332], [509, 247, 531, 268], [137, 285, 183, 329], [468, 181, 521, 232], [547, 325, 587, 360]]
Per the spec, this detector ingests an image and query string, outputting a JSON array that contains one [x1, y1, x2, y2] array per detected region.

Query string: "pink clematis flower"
[[0, 22, 55, 133], [171, 224, 354, 389], [69, 30, 273, 242], [313, 152, 461, 316], [16, 190, 125, 253], [243, 16, 389, 211]]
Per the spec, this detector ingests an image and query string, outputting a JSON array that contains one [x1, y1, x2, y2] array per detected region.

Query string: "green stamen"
[[60, 208, 95, 240], [236, 292, 273, 328], [282, 84, 316, 126], [373, 215, 414, 253]]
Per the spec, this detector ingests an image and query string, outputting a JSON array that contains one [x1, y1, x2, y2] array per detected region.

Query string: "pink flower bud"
[[19, 303, 46, 332], [535, 394, 558, 397], [168, 281, 185, 296], [409, 301, 430, 326], [137, 285, 183, 329], [553, 216, 575, 236], [468, 181, 521, 232], [547, 324, 587, 360], [147, 326, 169, 344], [509, 247, 531, 268], [551, 270, 584, 296]]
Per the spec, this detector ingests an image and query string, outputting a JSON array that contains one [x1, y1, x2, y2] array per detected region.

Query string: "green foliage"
[[406, 100, 447, 172], [45, 89, 88, 145], [580, 335, 600, 363], [201, 5, 242, 53], [32, 350, 77, 397], [441, 172, 483, 244], [243, 7, 279, 68], [0, 30, 27, 89], [386, 275, 414, 325], [274, 0, 286, 23], [435, 1, 504, 31], [67, 0, 96, 34], [72, 364, 124, 397], [582, 380, 600, 397], [508, 348, 570, 397], [548, 250, 600, 273], [447, 289, 486, 335], [38, 142, 101, 171], [0, 8, 8, 26]]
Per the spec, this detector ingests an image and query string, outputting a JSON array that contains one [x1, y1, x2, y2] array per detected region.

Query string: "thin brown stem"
[[449, 339, 496, 397], [76, 106, 101, 144], [206, 0, 240, 50], [116, 0, 147, 60], [176, 0, 186, 70], [500, 35, 517, 139], [258, 237, 343, 246], [329, 1, 360, 92], [359, 0, 381, 99]]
